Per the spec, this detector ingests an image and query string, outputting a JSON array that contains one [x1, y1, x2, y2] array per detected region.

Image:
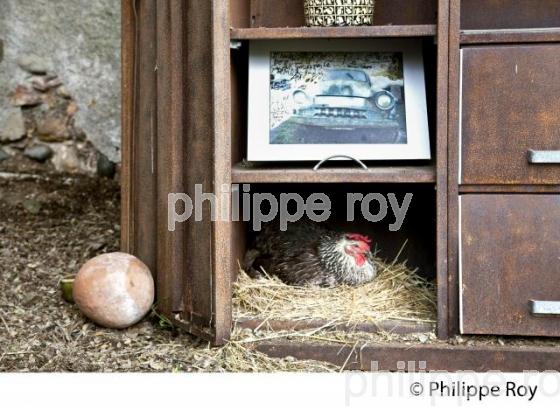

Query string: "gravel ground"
[[0, 165, 335, 372]]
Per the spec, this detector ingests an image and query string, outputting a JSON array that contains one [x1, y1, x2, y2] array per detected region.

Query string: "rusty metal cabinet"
[[122, 0, 449, 346], [122, 0, 560, 370], [460, 45, 560, 185], [460, 195, 560, 336], [451, 1, 560, 339]]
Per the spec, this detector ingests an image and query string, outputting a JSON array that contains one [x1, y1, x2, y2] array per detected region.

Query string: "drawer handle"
[[529, 300, 560, 317], [527, 150, 560, 164]]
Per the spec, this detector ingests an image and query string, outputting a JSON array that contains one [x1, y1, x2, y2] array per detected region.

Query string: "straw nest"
[[233, 251, 437, 330]]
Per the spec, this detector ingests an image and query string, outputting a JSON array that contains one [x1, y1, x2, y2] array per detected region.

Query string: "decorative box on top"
[[303, 0, 375, 27]]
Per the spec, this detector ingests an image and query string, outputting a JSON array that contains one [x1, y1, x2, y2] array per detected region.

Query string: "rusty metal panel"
[[447, 0, 462, 338], [257, 342, 560, 371], [180, 0, 214, 336], [155, 0, 186, 315], [121, 0, 158, 274], [230, 0, 251, 28], [122, 0, 232, 345], [121, 0, 135, 254], [211, 0, 234, 346], [435, 0, 450, 339], [461, 29, 560, 44], [181, 0, 232, 345], [460, 194, 560, 337], [461, 0, 560, 30], [460, 45, 560, 185]]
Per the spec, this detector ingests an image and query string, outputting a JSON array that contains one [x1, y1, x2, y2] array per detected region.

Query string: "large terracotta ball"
[[73, 252, 154, 329]]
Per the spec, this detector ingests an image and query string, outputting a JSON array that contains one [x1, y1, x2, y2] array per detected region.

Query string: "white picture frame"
[[247, 39, 431, 161]]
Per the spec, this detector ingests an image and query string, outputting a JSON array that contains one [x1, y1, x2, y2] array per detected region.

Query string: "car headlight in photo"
[[293, 90, 310, 106], [340, 86, 353, 96], [373, 90, 397, 111]]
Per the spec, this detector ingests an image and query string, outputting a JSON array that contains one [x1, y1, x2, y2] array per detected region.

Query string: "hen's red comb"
[[346, 233, 372, 244]]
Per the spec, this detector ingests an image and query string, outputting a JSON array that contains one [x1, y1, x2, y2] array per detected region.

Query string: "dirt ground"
[[1, 158, 559, 372], [0, 159, 338, 372]]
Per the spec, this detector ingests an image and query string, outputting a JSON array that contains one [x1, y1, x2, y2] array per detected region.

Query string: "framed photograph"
[[247, 39, 430, 161]]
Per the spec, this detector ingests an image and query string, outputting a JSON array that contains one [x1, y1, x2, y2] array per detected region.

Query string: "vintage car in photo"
[[290, 68, 401, 131]]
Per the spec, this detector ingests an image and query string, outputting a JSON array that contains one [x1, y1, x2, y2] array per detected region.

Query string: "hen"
[[244, 222, 377, 287]]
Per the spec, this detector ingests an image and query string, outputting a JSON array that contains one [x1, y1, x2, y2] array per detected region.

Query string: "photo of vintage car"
[[290, 68, 400, 132], [267, 51, 408, 145], [248, 40, 430, 161]]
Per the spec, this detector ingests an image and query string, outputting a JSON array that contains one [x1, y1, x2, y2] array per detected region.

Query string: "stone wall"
[[0, 0, 121, 169]]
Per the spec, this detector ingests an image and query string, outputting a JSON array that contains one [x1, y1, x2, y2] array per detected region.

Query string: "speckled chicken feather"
[[244, 222, 377, 287]]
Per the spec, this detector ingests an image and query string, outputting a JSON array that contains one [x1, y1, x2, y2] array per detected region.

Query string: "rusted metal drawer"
[[460, 194, 560, 336], [460, 45, 560, 185]]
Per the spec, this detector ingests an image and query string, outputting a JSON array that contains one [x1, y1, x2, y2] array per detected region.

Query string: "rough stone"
[[36, 116, 71, 142], [31, 75, 62, 92], [0, 0, 121, 162], [49, 141, 97, 174], [7, 140, 26, 151], [73, 253, 155, 329], [66, 101, 78, 116], [24, 144, 53, 162], [56, 86, 72, 99], [0, 147, 10, 162], [97, 153, 116, 179], [9, 85, 43, 107], [16, 54, 53, 74], [0, 107, 26, 142], [50, 144, 80, 173]]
